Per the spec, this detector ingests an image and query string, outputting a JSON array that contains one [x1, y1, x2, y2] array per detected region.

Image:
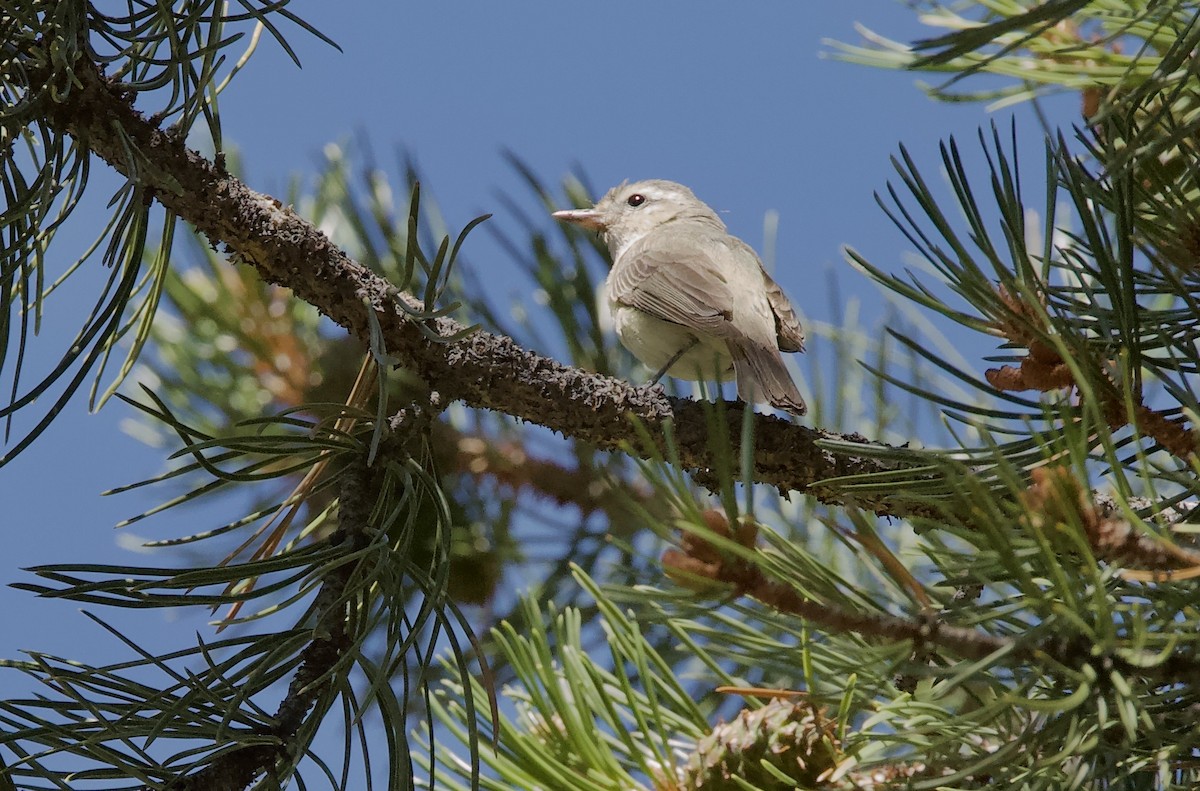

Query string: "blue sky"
[[2, 0, 1079, 762]]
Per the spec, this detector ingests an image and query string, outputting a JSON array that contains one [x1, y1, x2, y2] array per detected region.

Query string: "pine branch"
[[987, 284, 1197, 458], [162, 450, 379, 791], [158, 401, 444, 791], [23, 46, 896, 499], [27, 43, 1200, 580], [662, 508, 1200, 684], [449, 422, 661, 519], [13, 12, 1200, 788]]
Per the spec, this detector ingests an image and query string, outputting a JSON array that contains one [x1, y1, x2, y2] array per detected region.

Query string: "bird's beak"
[[552, 208, 607, 231]]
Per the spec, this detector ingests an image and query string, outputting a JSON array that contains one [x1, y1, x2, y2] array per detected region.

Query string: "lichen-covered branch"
[[27, 46, 1200, 577], [26, 48, 901, 503]]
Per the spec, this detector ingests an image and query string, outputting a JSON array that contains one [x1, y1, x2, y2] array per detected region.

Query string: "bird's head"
[[553, 179, 724, 259]]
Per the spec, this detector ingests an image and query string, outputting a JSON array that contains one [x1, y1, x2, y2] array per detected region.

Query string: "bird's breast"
[[611, 305, 735, 382]]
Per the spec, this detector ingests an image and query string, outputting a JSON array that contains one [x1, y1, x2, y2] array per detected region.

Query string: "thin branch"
[[448, 421, 663, 519], [163, 448, 378, 791], [662, 511, 1200, 684], [986, 285, 1196, 458]]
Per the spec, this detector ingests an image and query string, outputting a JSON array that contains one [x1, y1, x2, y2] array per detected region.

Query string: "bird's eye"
[[627, 194, 646, 207]]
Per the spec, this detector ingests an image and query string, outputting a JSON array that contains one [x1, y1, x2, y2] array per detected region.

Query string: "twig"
[[987, 285, 1196, 457], [661, 512, 1200, 683]]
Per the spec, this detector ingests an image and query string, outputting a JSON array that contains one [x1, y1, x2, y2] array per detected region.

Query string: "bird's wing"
[[762, 270, 805, 353], [609, 231, 738, 336]]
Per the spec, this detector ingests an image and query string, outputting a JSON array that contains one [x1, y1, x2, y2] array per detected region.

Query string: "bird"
[[553, 179, 806, 415]]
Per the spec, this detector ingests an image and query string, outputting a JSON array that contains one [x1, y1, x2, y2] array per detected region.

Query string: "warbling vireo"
[[553, 179, 806, 415]]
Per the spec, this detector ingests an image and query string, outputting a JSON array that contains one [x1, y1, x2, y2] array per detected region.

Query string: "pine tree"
[[4, 2, 1200, 790]]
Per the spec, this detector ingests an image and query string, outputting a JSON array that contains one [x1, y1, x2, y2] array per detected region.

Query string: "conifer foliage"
[[4, 2, 1200, 789]]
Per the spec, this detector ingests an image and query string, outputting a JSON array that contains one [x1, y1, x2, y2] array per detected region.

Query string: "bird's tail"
[[729, 339, 807, 415]]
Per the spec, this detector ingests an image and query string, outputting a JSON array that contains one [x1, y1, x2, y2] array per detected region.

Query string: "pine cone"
[[680, 699, 839, 790]]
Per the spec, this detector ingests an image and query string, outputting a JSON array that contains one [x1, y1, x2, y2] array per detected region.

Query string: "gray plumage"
[[553, 179, 806, 415]]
